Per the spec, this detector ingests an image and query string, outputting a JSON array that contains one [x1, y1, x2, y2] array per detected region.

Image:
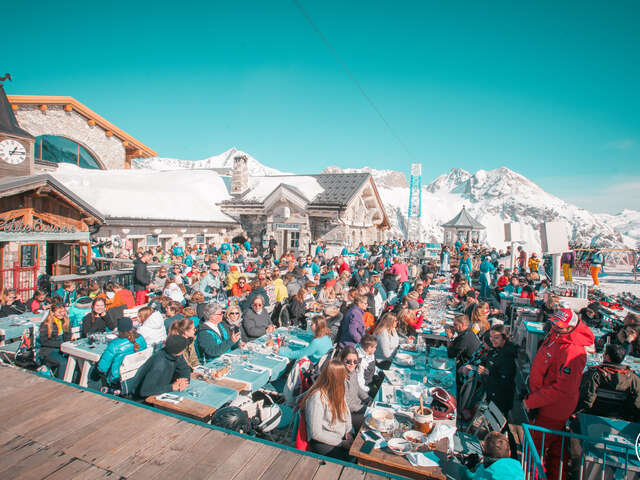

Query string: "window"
[[146, 235, 159, 246], [289, 231, 300, 249], [196, 233, 205, 244], [34, 135, 102, 169]]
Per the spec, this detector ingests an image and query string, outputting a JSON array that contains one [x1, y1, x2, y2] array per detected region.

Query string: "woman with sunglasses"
[[278, 316, 332, 364], [223, 306, 247, 344], [339, 346, 370, 433]]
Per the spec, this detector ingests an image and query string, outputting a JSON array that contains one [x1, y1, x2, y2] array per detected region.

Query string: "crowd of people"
[[1, 236, 639, 479]]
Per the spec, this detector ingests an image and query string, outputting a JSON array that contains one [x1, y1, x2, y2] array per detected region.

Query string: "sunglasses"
[[211, 269, 220, 272], [344, 359, 360, 365], [228, 311, 240, 315]]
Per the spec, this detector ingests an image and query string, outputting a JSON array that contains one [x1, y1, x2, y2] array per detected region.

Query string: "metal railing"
[[521, 423, 638, 480]]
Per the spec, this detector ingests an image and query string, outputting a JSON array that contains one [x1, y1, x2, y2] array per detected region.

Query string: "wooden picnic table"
[[350, 434, 449, 480], [191, 371, 251, 394], [145, 379, 238, 423]]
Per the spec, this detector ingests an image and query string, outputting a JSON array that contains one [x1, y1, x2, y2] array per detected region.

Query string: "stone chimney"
[[231, 154, 248, 196]]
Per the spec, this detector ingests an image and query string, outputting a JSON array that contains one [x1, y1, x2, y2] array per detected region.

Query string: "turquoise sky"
[[5, 1, 639, 213]]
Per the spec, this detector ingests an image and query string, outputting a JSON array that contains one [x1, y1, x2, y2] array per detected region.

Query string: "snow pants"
[[590, 266, 600, 286], [561, 263, 572, 282]]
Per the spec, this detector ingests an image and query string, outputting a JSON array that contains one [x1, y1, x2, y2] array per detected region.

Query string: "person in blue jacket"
[[479, 257, 496, 299], [96, 317, 147, 392], [220, 239, 233, 256], [172, 243, 184, 257], [463, 432, 524, 479], [195, 303, 241, 361], [459, 250, 473, 284], [278, 316, 333, 364], [455, 239, 462, 253]]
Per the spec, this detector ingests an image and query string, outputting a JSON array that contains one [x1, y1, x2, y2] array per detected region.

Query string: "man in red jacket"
[[524, 308, 594, 480]]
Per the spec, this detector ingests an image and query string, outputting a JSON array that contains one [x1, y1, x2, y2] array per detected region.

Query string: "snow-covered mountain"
[[596, 210, 640, 248], [132, 149, 638, 252], [133, 147, 283, 176], [350, 166, 631, 253]]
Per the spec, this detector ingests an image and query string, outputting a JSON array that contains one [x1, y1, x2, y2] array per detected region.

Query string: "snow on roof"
[[50, 164, 236, 223], [244, 175, 324, 203]]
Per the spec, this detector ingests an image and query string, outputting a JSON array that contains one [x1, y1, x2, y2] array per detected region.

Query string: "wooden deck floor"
[[0, 366, 396, 480]]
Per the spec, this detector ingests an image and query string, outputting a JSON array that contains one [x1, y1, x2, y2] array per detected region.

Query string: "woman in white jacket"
[[136, 307, 167, 349], [300, 359, 353, 460], [374, 313, 400, 368]]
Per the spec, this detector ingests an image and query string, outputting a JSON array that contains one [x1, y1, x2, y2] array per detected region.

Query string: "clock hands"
[[10, 147, 17, 155]]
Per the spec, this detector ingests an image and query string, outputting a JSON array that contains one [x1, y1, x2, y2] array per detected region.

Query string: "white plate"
[[387, 438, 412, 456], [394, 353, 415, 367], [385, 369, 404, 386], [403, 430, 426, 445]]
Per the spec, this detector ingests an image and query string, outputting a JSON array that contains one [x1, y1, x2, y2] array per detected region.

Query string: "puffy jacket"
[[273, 278, 288, 303], [195, 322, 235, 361], [138, 311, 167, 346], [338, 305, 365, 347], [97, 334, 148, 383], [389, 263, 408, 283], [528, 257, 540, 273], [561, 251, 575, 267], [133, 259, 151, 292], [527, 320, 595, 421]]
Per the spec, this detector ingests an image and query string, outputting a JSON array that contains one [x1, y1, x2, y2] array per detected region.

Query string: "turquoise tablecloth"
[[176, 378, 238, 409], [0, 312, 44, 342], [224, 350, 288, 380], [203, 359, 271, 392]]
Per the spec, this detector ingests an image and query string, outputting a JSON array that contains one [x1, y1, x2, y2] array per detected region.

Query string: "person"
[[575, 343, 640, 422], [196, 303, 241, 361], [26, 289, 50, 314], [524, 308, 594, 480], [163, 277, 185, 304], [479, 256, 496, 299], [95, 317, 147, 392], [374, 313, 400, 367], [113, 283, 135, 309], [340, 346, 370, 432], [163, 301, 184, 331], [150, 266, 169, 293], [300, 359, 353, 460], [595, 312, 640, 357], [287, 287, 308, 328], [357, 334, 381, 393], [462, 431, 524, 479], [53, 281, 77, 307], [136, 306, 167, 348], [38, 302, 71, 379], [133, 251, 152, 305], [268, 235, 278, 257], [198, 263, 222, 300], [389, 257, 409, 283], [446, 314, 481, 390], [480, 325, 517, 417], [82, 297, 115, 337], [278, 315, 333, 364], [338, 294, 367, 348], [68, 290, 93, 336], [168, 317, 200, 369], [132, 335, 192, 398], [230, 276, 251, 298], [561, 250, 575, 282], [242, 296, 275, 340], [469, 303, 491, 336], [589, 249, 604, 286], [459, 251, 473, 284], [0, 288, 27, 317], [517, 246, 527, 274], [578, 302, 604, 328], [440, 246, 450, 273], [528, 253, 540, 273]]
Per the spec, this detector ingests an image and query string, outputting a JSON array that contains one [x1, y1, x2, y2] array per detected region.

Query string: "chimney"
[[231, 154, 248, 196]]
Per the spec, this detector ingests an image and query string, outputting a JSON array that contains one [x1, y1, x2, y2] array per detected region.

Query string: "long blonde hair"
[[300, 360, 348, 424], [44, 303, 70, 338], [375, 313, 397, 335]]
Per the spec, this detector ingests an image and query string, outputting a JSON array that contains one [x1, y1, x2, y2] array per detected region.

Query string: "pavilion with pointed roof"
[[441, 206, 485, 246]]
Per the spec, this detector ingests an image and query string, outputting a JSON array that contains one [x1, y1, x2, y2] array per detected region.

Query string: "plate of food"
[[403, 429, 426, 445], [394, 353, 415, 367], [387, 438, 412, 456], [400, 343, 418, 352], [365, 408, 398, 433], [430, 357, 453, 371], [385, 369, 404, 386]]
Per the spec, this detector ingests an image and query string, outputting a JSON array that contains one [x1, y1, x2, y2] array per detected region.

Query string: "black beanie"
[[165, 335, 188, 355], [117, 317, 133, 332]]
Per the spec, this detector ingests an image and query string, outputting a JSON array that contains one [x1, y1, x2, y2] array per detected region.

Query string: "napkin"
[[244, 365, 268, 374], [288, 339, 309, 348], [267, 353, 287, 362], [406, 451, 439, 467]]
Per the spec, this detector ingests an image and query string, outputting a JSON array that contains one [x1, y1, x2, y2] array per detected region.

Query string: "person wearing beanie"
[[524, 308, 594, 480], [95, 317, 147, 392], [131, 335, 191, 398]]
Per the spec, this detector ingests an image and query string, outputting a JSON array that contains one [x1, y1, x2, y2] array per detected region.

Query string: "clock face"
[[0, 139, 27, 165]]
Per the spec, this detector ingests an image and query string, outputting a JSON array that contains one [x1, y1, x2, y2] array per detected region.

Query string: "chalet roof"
[[0, 173, 104, 222], [0, 85, 34, 139], [441, 206, 485, 229], [309, 172, 370, 206]]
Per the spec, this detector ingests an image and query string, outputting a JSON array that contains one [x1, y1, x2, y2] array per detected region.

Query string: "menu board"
[[20, 244, 38, 268]]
